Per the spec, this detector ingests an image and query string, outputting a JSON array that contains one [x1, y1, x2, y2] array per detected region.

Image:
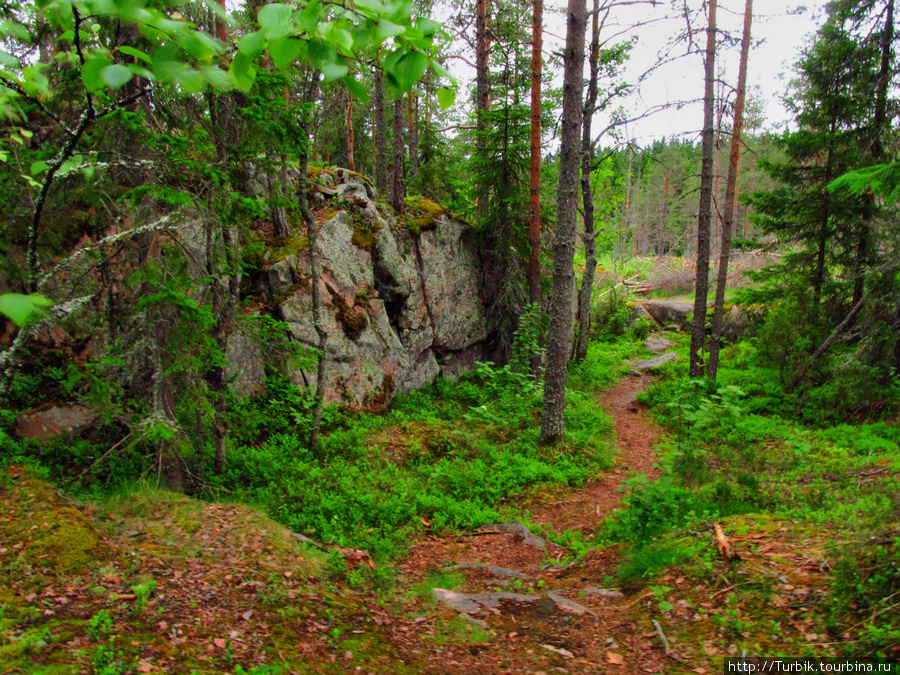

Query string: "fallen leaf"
[[607, 652, 625, 665], [693, 669, 708, 674], [138, 662, 153, 673], [241, 610, 253, 621], [541, 644, 573, 659], [213, 638, 227, 649]]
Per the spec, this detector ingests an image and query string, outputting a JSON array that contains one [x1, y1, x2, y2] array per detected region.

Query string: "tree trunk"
[[574, 0, 601, 363], [689, 0, 717, 378], [708, 0, 752, 381], [539, 0, 586, 445], [408, 92, 418, 181], [391, 97, 406, 211], [658, 168, 670, 256], [297, 75, 326, 454], [475, 0, 492, 145], [374, 69, 388, 196], [346, 89, 355, 172], [527, 0, 543, 306]]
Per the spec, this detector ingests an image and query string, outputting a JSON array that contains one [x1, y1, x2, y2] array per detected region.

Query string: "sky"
[[439, 0, 833, 148], [604, 0, 831, 144]]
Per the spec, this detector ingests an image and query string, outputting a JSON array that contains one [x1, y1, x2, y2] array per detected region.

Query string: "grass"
[[597, 332, 900, 657]]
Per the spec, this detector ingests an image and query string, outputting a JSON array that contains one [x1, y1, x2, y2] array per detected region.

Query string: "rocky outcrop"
[[15, 404, 99, 440], [639, 299, 693, 328], [231, 169, 488, 407]]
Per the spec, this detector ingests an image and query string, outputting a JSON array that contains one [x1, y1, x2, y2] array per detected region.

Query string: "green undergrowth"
[[213, 360, 613, 565], [1, 352, 614, 573], [596, 332, 900, 657]]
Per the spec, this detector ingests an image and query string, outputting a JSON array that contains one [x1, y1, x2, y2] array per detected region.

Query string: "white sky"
[[439, 0, 831, 147], [604, 0, 830, 144]]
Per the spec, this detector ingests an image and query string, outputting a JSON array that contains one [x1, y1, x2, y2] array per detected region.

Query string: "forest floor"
[[0, 369, 872, 674]]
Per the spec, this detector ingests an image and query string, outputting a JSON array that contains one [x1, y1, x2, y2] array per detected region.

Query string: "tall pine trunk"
[[391, 97, 405, 211], [374, 69, 388, 196], [408, 92, 418, 181], [689, 0, 717, 378], [475, 0, 491, 145], [575, 0, 601, 363], [708, 0, 752, 380], [539, 0, 586, 445], [527, 0, 543, 305]]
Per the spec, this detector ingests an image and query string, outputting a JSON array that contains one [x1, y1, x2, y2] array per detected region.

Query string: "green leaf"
[[342, 76, 369, 105], [0, 293, 52, 326], [658, 600, 673, 612], [353, 0, 385, 19], [378, 19, 405, 40], [126, 63, 155, 80], [0, 50, 19, 68], [269, 37, 304, 70], [332, 27, 354, 55], [320, 61, 349, 82], [22, 67, 50, 97], [258, 3, 293, 41], [307, 37, 337, 70], [101, 64, 133, 89], [82, 56, 111, 92], [429, 59, 454, 83], [177, 68, 204, 94], [60, 155, 84, 174], [238, 30, 266, 56], [387, 50, 427, 92], [417, 17, 440, 36], [352, 24, 374, 51], [229, 50, 256, 91], [199, 66, 232, 91], [116, 45, 152, 64], [30, 160, 47, 176], [436, 86, 455, 110]]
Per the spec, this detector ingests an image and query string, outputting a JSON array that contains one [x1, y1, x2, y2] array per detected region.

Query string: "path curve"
[[527, 372, 663, 535]]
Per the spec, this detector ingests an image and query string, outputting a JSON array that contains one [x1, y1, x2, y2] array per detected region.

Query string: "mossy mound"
[[0, 466, 107, 580], [402, 196, 445, 236]]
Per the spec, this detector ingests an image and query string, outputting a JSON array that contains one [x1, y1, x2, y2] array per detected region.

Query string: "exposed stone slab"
[[443, 563, 529, 580], [480, 522, 547, 551], [633, 352, 680, 370], [15, 404, 99, 440]]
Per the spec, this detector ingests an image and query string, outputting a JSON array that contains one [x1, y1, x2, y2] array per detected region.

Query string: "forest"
[[0, 0, 899, 672]]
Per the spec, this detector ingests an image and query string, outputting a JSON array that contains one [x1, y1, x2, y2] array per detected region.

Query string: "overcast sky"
[[604, 0, 831, 144], [439, 0, 832, 148]]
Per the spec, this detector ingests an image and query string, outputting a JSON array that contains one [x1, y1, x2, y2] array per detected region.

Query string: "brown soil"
[[392, 374, 672, 674], [523, 373, 664, 536]]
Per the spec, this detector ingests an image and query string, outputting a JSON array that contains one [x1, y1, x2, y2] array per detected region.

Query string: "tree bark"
[[391, 97, 406, 211], [539, 0, 586, 445], [408, 92, 418, 181], [689, 0, 717, 378], [346, 89, 355, 172], [708, 0, 752, 381], [374, 69, 388, 196], [527, 0, 543, 306], [475, 0, 492, 146], [575, 0, 601, 363], [297, 74, 326, 454]]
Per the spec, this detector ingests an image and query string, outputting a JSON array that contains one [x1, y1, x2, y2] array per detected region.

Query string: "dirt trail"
[[526, 373, 663, 535], [394, 373, 671, 674]]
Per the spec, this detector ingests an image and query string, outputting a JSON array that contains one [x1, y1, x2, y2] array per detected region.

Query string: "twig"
[[711, 584, 737, 599], [628, 591, 655, 607], [65, 432, 134, 483], [714, 522, 739, 560], [653, 619, 671, 654]]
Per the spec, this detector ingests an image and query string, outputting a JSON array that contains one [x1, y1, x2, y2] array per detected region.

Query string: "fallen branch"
[[714, 522, 739, 560], [653, 619, 671, 654], [787, 292, 867, 391]]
